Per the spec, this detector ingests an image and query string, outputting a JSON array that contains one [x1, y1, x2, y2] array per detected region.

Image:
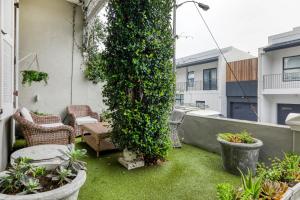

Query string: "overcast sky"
[[176, 0, 300, 58]]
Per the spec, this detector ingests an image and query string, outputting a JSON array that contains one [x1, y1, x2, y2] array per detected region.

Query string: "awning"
[[263, 39, 300, 52], [176, 56, 219, 68]]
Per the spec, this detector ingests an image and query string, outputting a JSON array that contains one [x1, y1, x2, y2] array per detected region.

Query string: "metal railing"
[[176, 81, 203, 92], [263, 72, 300, 89]]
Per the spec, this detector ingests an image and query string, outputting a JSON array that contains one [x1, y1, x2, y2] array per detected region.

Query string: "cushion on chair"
[[40, 123, 64, 128], [20, 107, 34, 123], [75, 116, 98, 125]]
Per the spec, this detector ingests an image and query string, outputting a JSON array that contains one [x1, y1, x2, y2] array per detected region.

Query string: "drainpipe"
[[70, 5, 76, 105]]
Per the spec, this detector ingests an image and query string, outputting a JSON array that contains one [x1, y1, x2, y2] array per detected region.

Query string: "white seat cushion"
[[75, 116, 98, 125], [20, 107, 34, 123], [40, 123, 64, 128]]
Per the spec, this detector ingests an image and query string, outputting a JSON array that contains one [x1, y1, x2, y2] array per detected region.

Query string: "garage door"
[[278, 104, 300, 125], [230, 102, 257, 121]]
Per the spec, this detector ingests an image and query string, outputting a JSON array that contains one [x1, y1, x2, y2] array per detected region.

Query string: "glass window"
[[175, 94, 184, 105], [283, 56, 300, 81], [196, 101, 205, 109], [187, 71, 194, 87], [203, 68, 217, 90]]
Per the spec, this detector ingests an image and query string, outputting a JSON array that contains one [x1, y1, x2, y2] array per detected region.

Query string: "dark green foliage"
[[102, 0, 175, 163], [257, 153, 300, 183], [21, 70, 48, 86]]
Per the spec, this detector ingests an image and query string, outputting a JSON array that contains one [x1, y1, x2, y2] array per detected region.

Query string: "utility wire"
[[193, 2, 259, 119]]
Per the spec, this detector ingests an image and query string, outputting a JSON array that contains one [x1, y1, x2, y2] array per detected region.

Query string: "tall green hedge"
[[103, 0, 175, 163]]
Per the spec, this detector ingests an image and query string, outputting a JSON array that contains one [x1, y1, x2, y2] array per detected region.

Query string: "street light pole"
[[172, 0, 209, 74]]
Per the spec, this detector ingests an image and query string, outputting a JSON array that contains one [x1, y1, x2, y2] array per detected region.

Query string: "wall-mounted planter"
[[217, 137, 263, 175], [0, 170, 86, 200], [282, 183, 300, 200]]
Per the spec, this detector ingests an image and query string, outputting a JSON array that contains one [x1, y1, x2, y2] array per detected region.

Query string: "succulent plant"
[[260, 180, 288, 200], [47, 166, 76, 186], [20, 178, 42, 194]]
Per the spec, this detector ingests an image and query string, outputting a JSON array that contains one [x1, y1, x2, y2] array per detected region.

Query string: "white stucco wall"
[[19, 0, 105, 116], [176, 47, 254, 116], [258, 45, 300, 124], [259, 94, 300, 124]]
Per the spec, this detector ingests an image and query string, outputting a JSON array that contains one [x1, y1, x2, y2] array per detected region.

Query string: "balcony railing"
[[263, 72, 300, 89], [176, 81, 203, 92]]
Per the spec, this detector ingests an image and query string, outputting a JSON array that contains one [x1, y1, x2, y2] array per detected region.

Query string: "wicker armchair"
[[14, 110, 75, 146], [67, 105, 100, 136]]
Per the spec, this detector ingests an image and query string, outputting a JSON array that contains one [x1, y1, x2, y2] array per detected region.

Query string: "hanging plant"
[[20, 53, 49, 86], [21, 70, 49, 86]]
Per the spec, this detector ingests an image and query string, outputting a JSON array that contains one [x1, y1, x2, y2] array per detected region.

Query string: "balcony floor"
[[77, 142, 238, 200], [13, 140, 239, 200]]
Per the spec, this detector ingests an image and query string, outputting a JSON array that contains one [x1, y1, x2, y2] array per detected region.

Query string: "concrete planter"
[[282, 183, 300, 200], [0, 170, 86, 200], [217, 137, 263, 175]]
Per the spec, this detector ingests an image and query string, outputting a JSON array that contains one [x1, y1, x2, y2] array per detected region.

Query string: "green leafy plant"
[[102, 0, 175, 164], [0, 150, 87, 195], [63, 148, 87, 172], [239, 169, 263, 199], [257, 153, 300, 184], [218, 130, 255, 144], [82, 17, 106, 84], [21, 70, 49, 86], [32, 111, 49, 116], [47, 166, 76, 187], [217, 183, 236, 200], [20, 178, 42, 194]]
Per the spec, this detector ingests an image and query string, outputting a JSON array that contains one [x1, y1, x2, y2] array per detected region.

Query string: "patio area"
[[13, 140, 239, 200]]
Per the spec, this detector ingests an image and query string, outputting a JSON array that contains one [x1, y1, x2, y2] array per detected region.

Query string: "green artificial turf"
[[76, 142, 240, 200]]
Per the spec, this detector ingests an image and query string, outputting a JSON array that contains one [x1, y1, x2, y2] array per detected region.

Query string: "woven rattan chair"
[[14, 110, 75, 146], [67, 105, 100, 137]]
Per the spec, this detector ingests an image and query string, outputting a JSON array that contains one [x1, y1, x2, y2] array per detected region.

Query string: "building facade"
[[176, 47, 254, 117], [226, 58, 258, 121], [258, 27, 300, 125]]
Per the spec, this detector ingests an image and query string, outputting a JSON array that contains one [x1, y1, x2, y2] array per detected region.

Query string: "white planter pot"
[[282, 183, 300, 200], [0, 170, 86, 200]]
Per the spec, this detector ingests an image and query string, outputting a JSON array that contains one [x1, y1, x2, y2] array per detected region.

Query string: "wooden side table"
[[81, 122, 116, 157]]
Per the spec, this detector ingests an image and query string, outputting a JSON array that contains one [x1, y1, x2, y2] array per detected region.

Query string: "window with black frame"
[[283, 55, 300, 81], [175, 94, 184, 105], [203, 68, 217, 90], [187, 71, 195, 87]]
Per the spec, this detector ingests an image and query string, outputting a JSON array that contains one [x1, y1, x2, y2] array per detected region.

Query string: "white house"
[[176, 47, 254, 116], [258, 27, 300, 125], [0, 0, 106, 171]]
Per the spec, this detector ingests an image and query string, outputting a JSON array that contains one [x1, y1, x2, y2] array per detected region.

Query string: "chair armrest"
[[27, 124, 75, 143], [90, 112, 99, 121], [68, 113, 77, 126], [31, 112, 62, 124], [169, 120, 181, 125]]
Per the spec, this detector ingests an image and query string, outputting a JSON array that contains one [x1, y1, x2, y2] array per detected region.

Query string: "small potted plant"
[[216, 153, 300, 200], [0, 148, 87, 200], [217, 130, 263, 175]]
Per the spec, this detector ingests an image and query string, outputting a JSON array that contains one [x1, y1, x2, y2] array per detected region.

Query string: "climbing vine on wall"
[[102, 0, 175, 164]]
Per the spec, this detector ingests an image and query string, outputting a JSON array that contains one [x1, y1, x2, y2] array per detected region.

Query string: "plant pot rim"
[[217, 137, 263, 148], [282, 182, 300, 200], [0, 170, 86, 200]]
